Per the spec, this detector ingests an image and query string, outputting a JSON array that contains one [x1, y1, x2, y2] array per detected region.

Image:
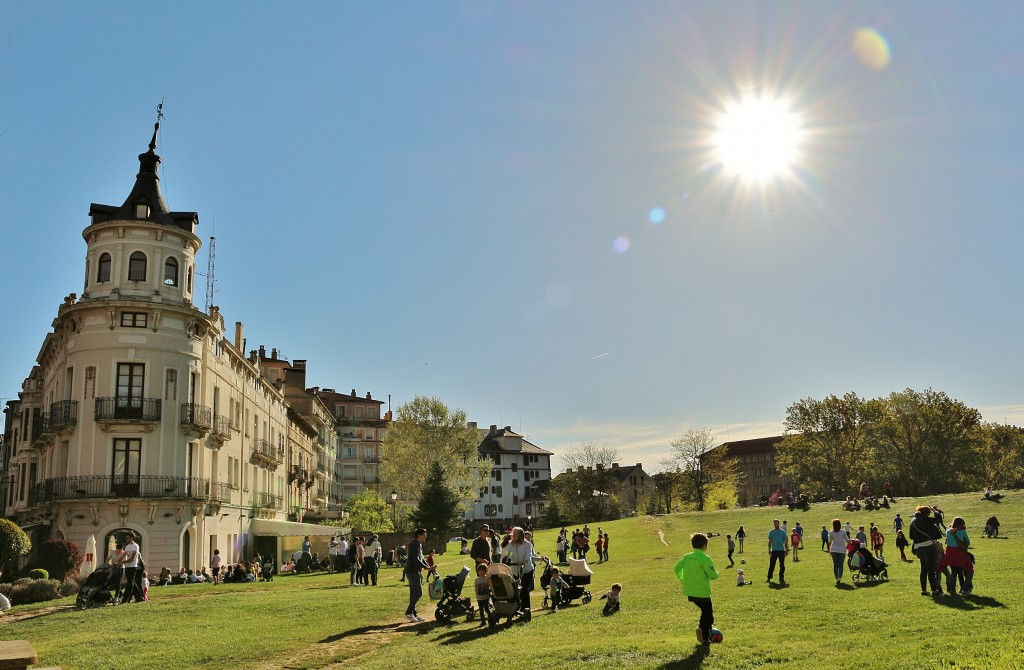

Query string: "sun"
[[713, 96, 803, 182]]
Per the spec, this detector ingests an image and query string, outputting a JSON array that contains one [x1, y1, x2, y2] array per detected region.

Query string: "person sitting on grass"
[[736, 569, 751, 586], [600, 582, 622, 616], [675, 533, 720, 646]]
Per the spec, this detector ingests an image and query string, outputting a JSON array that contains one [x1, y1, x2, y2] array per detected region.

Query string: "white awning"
[[250, 519, 347, 538]]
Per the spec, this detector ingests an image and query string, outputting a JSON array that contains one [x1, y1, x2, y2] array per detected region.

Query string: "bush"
[[0, 519, 31, 579], [2, 578, 61, 605], [60, 575, 84, 597], [25, 568, 49, 581], [35, 539, 84, 582]]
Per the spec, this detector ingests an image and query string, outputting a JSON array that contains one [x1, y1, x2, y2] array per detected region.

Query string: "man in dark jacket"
[[404, 528, 435, 622], [908, 506, 945, 596], [470, 524, 492, 565]]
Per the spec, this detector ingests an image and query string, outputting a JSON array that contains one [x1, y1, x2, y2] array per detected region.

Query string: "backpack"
[[346, 544, 357, 562]]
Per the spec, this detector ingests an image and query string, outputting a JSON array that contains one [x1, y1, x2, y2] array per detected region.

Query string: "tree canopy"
[[547, 441, 621, 522], [380, 395, 487, 512], [0, 519, 31, 577], [667, 427, 738, 511], [409, 460, 464, 536]]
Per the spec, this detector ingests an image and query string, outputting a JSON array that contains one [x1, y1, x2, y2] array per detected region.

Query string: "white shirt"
[[828, 530, 848, 554], [123, 542, 140, 568], [365, 539, 382, 560]]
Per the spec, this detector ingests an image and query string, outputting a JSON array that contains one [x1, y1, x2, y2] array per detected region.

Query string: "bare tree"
[[560, 441, 619, 471], [551, 441, 621, 521], [668, 427, 736, 511]]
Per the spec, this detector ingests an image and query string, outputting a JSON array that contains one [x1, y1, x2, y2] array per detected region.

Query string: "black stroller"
[[540, 557, 593, 608], [76, 565, 115, 609], [486, 563, 529, 627], [847, 540, 889, 583], [432, 566, 475, 622]]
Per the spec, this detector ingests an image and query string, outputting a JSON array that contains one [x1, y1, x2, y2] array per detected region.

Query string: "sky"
[[2, 2, 1023, 472]]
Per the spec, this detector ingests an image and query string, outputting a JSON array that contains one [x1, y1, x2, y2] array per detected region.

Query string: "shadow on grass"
[[932, 594, 1006, 610], [835, 582, 856, 591], [435, 622, 505, 645], [319, 622, 410, 643], [656, 644, 711, 669]]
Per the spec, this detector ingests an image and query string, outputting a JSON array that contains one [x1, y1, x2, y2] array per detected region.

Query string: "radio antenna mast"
[[205, 235, 217, 312]]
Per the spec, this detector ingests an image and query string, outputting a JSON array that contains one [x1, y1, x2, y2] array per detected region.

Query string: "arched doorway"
[[182, 527, 193, 570], [103, 528, 141, 562]]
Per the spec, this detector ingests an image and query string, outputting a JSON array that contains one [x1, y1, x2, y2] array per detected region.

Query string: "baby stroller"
[[76, 565, 115, 609], [540, 557, 593, 609], [261, 559, 275, 581], [486, 563, 528, 627], [847, 540, 888, 583], [432, 566, 475, 622]]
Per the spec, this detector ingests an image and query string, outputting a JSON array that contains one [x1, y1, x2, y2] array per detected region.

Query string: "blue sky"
[[2, 2, 1022, 471]]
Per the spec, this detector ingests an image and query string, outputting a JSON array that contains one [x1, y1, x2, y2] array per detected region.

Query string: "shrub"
[[60, 575, 84, 597], [35, 539, 84, 582], [9, 578, 61, 605], [0, 519, 31, 579], [25, 568, 49, 581]]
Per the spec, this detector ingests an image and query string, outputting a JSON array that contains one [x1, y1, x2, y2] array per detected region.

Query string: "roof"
[[475, 426, 553, 456], [710, 435, 785, 457], [88, 125, 197, 232], [610, 464, 649, 483]]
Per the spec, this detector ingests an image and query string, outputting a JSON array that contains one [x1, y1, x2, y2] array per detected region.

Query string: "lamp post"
[[390, 489, 398, 562]]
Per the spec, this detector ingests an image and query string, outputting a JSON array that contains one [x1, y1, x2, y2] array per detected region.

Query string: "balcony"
[[49, 400, 78, 431], [30, 475, 212, 503], [363, 455, 380, 464], [32, 413, 52, 446], [252, 490, 283, 510], [180, 403, 212, 436], [250, 438, 284, 468], [211, 415, 231, 442], [316, 458, 328, 474], [95, 397, 162, 424], [209, 481, 232, 503]]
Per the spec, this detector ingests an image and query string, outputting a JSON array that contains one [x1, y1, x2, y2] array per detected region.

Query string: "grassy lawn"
[[2, 491, 1021, 669]]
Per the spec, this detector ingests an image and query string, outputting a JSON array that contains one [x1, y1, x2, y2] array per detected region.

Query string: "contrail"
[[591, 353, 609, 359]]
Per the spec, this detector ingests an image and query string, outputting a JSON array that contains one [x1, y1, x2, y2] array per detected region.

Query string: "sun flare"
[[714, 97, 803, 182]]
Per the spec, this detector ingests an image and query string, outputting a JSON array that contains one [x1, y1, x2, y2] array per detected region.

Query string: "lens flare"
[[613, 236, 631, 253], [852, 28, 891, 71], [714, 96, 803, 182], [648, 207, 666, 224]]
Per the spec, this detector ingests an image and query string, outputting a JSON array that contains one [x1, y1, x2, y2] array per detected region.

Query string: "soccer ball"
[[710, 628, 724, 643], [740, 559, 745, 564]]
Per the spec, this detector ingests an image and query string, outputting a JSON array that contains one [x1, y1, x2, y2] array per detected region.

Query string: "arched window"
[[97, 253, 112, 282], [164, 257, 179, 287], [128, 252, 147, 282]]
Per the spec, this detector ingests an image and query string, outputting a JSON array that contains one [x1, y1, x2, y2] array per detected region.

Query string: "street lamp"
[[390, 489, 398, 562]]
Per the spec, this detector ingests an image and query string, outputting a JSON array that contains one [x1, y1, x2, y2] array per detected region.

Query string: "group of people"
[[554, 525, 610, 564]]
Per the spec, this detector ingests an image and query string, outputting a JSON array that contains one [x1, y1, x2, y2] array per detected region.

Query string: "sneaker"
[[920, 591, 928, 596], [413, 615, 426, 622], [695, 627, 705, 645]]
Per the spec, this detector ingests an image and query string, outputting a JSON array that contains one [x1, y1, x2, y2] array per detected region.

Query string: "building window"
[[164, 257, 179, 287], [525, 504, 533, 515], [112, 438, 142, 485], [496, 486, 502, 497], [511, 463, 518, 472], [492, 454, 501, 465], [492, 470, 501, 481], [121, 312, 147, 328], [355, 407, 364, 418], [128, 252, 147, 282], [116, 363, 145, 411], [512, 479, 518, 489], [97, 253, 112, 283], [135, 203, 150, 218]]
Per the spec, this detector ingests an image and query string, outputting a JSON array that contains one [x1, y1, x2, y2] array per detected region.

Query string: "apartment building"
[[467, 424, 552, 528]]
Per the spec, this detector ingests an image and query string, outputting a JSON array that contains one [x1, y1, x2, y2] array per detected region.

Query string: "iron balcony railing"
[[252, 491, 283, 510], [316, 458, 328, 473], [95, 397, 162, 422], [251, 438, 284, 466], [210, 481, 232, 503], [32, 413, 52, 444], [180, 403, 212, 431], [49, 400, 78, 429], [30, 475, 212, 504], [212, 415, 231, 439]]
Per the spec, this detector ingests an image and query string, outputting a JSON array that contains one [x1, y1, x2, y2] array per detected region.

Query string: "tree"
[[647, 463, 687, 514], [873, 388, 981, 496], [666, 427, 738, 512], [34, 539, 84, 582], [380, 395, 487, 513], [775, 393, 882, 499], [343, 490, 395, 533], [0, 519, 31, 578], [410, 461, 464, 536], [973, 423, 1024, 490], [547, 442, 621, 522]]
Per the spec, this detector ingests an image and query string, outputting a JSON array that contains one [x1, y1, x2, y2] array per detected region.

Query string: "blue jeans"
[[918, 546, 942, 593], [830, 552, 845, 580], [406, 572, 422, 616]]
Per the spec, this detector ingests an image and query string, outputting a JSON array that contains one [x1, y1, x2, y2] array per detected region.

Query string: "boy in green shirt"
[[674, 533, 720, 646]]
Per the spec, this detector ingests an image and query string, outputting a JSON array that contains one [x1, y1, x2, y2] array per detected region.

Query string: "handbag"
[[951, 530, 975, 563]]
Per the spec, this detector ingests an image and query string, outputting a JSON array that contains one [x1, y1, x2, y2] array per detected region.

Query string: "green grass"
[[3, 491, 1022, 669]]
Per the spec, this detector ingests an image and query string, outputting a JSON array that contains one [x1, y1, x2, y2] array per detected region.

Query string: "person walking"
[[827, 519, 848, 586], [595, 534, 605, 563], [120, 532, 144, 603], [939, 517, 974, 595], [365, 534, 382, 586], [736, 525, 746, 554], [726, 535, 736, 568], [674, 533, 720, 646], [403, 528, 435, 622], [908, 506, 945, 596], [602, 533, 610, 562], [471, 524, 492, 565], [766, 519, 789, 585], [820, 525, 829, 552], [211, 549, 223, 585], [504, 526, 538, 621]]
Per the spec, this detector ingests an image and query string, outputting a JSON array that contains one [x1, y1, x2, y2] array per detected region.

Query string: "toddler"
[[548, 567, 568, 612], [474, 563, 491, 625], [141, 570, 150, 601], [736, 568, 751, 586], [600, 582, 622, 616]]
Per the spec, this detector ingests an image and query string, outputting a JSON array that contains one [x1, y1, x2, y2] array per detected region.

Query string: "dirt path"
[[658, 529, 669, 546], [0, 604, 73, 624], [248, 618, 422, 670]]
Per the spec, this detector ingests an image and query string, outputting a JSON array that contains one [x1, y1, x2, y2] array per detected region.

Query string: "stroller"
[[540, 557, 593, 609], [76, 565, 115, 609], [486, 563, 529, 627], [847, 540, 888, 583], [261, 559, 275, 581], [431, 566, 475, 622]]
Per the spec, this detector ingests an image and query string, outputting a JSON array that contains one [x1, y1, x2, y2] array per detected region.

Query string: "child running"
[[600, 583, 622, 616], [674, 533, 720, 646]]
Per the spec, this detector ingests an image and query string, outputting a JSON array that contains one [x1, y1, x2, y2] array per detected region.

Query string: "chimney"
[[271, 348, 277, 359], [259, 345, 266, 359], [293, 360, 306, 370], [351, 389, 357, 397], [636, 463, 642, 468], [504, 426, 512, 432], [596, 463, 604, 470], [234, 322, 243, 350], [612, 463, 619, 469], [366, 392, 371, 400], [323, 388, 334, 394], [489, 425, 497, 435], [467, 421, 477, 429]]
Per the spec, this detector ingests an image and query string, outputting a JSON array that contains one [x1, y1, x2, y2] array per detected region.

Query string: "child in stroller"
[[76, 565, 116, 609], [846, 539, 889, 583], [261, 558, 275, 581], [486, 562, 527, 627], [432, 565, 475, 622], [540, 556, 593, 609]]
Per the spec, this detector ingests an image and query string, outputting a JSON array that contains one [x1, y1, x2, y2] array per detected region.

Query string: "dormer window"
[[135, 203, 150, 219], [164, 257, 179, 287]]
